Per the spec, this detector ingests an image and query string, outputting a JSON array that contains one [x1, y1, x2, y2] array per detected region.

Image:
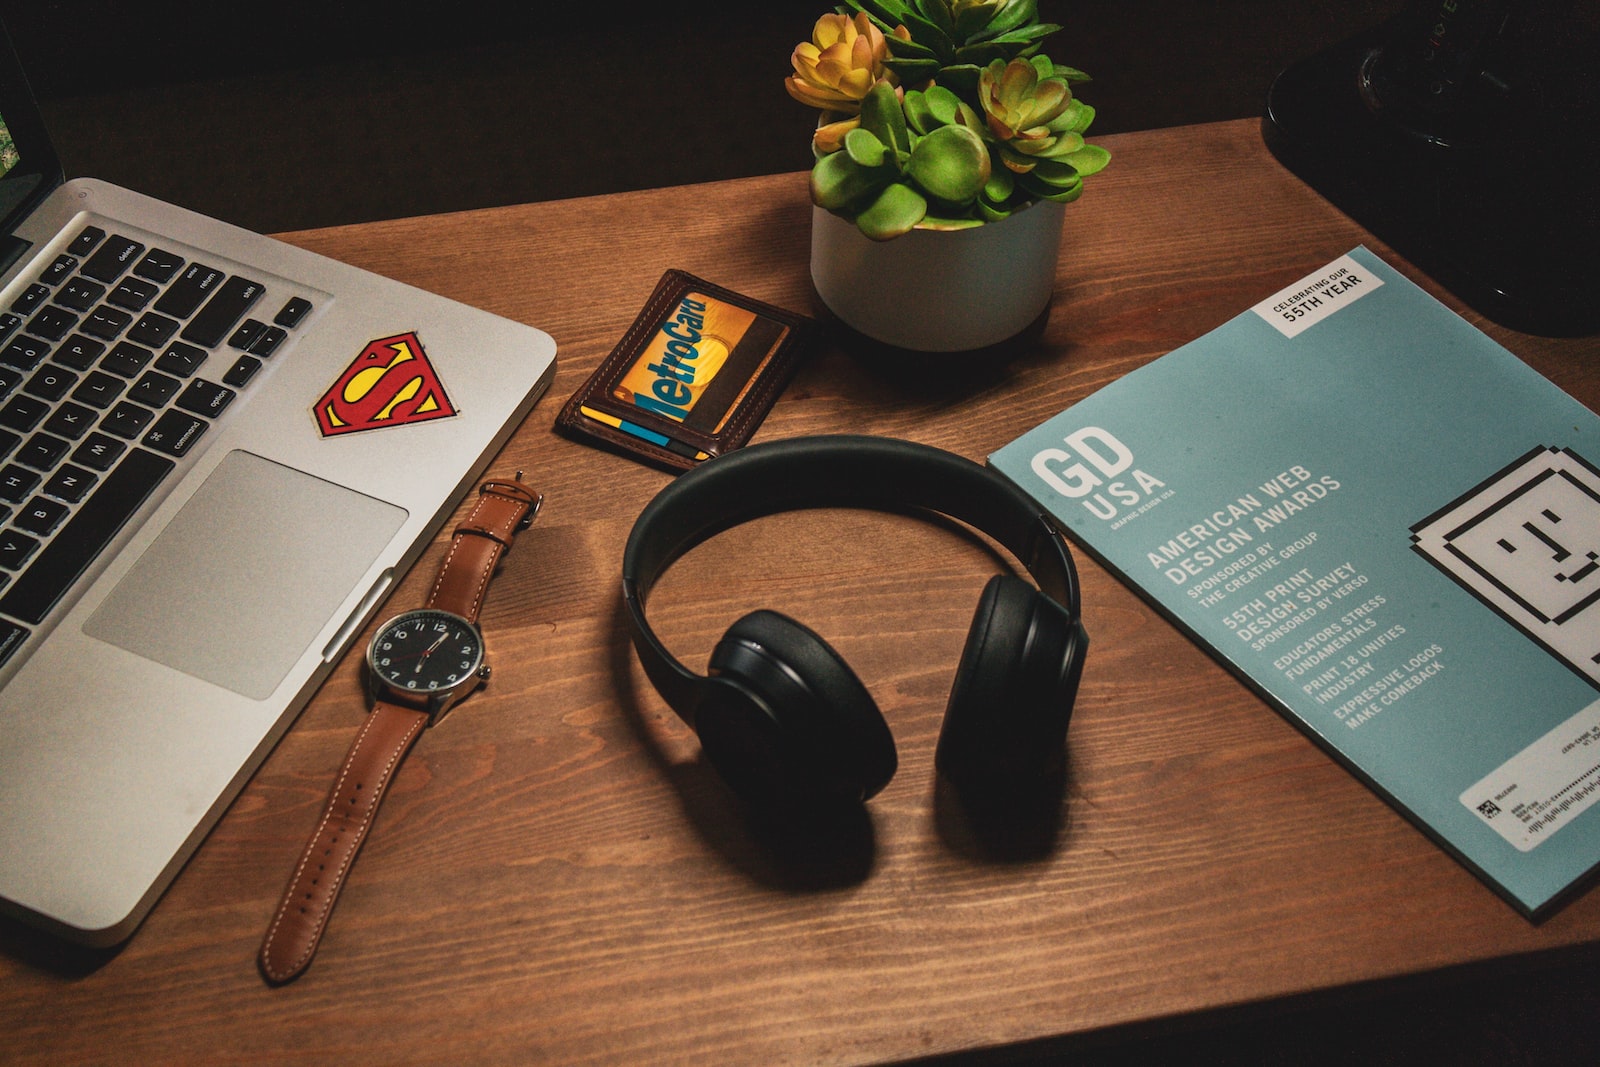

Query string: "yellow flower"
[[785, 12, 904, 114]]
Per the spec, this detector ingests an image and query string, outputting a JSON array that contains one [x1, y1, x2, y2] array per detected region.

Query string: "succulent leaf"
[[916, 214, 985, 231], [929, 63, 984, 97], [949, 1, 998, 40], [895, 8, 955, 60], [1021, 158, 1081, 188], [845, 126, 890, 167], [903, 89, 936, 134], [813, 115, 861, 155], [923, 84, 965, 125], [916, 0, 958, 38], [1049, 63, 1092, 84], [1019, 170, 1084, 203], [859, 80, 911, 158], [811, 149, 892, 209], [1056, 143, 1111, 177], [981, 165, 1015, 203], [907, 123, 990, 203], [971, 0, 1038, 41], [856, 182, 928, 240], [883, 56, 942, 85]]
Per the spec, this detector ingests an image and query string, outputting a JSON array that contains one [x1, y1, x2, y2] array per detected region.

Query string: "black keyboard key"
[[0, 529, 40, 571], [44, 464, 97, 504], [129, 371, 181, 407], [155, 341, 207, 378], [1, 337, 50, 371], [67, 227, 105, 257], [127, 312, 179, 349], [0, 463, 40, 502], [152, 264, 224, 319], [71, 370, 125, 409], [182, 276, 264, 348], [248, 325, 287, 357], [174, 378, 234, 418], [0, 429, 18, 459], [40, 254, 78, 286], [101, 341, 154, 378], [0, 621, 28, 669], [0, 448, 174, 624], [14, 496, 68, 537], [54, 334, 106, 371], [0, 395, 49, 432], [0, 366, 21, 398], [72, 433, 126, 471], [0, 313, 20, 344], [274, 296, 312, 327], [80, 235, 146, 284], [142, 409, 208, 457], [9, 283, 50, 315], [58, 277, 106, 312], [16, 432, 69, 470], [101, 401, 155, 439], [83, 306, 133, 340], [222, 355, 261, 387], [133, 248, 184, 283], [22, 365, 78, 403], [43, 402, 97, 440], [107, 277, 159, 311], [228, 318, 266, 350], [27, 305, 79, 341]]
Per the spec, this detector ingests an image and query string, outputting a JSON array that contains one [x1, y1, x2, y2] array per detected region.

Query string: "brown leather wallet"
[[554, 269, 815, 472]]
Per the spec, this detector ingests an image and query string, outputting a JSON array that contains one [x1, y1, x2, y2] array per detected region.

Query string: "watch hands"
[[412, 632, 451, 673]]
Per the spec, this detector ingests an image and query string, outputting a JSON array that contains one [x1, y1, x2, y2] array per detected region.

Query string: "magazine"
[[989, 247, 1600, 917]]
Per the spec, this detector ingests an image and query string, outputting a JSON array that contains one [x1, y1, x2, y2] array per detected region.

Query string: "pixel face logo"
[[1411, 447, 1600, 688]]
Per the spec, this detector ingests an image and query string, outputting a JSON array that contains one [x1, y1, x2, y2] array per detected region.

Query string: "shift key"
[[181, 276, 265, 348]]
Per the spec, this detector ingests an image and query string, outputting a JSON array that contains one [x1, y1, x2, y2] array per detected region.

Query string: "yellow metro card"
[[611, 291, 757, 432]]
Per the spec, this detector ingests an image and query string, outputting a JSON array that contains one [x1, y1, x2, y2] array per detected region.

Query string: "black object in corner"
[[1262, 2, 1599, 337]]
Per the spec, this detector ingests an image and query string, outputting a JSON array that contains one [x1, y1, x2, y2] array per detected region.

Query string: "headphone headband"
[[622, 435, 1081, 724]]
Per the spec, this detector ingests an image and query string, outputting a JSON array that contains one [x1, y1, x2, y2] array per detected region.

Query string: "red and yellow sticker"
[[315, 331, 457, 436]]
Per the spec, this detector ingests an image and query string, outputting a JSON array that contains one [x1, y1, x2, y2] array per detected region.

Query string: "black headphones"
[[621, 435, 1088, 811]]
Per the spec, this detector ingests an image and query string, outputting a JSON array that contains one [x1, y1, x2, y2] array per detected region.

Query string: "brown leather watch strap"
[[258, 477, 539, 984], [258, 702, 427, 984], [427, 478, 540, 622]]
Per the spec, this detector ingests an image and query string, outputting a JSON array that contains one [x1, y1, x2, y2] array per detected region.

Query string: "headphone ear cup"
[[937, 575, 1087, 795], [697, 610, 897, 809]]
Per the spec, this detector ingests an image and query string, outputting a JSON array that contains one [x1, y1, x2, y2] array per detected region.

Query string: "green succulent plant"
[[787, 0, 1110, 240]]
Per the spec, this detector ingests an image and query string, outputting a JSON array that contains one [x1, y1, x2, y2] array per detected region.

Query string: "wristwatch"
[[258, 475, 541, 984]]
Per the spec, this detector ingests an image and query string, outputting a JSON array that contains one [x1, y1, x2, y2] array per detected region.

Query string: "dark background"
[[5, 1, 1600, 1063], [0, 0, 1420, 233]]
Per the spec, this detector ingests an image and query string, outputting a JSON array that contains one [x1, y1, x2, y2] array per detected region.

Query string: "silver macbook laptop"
[[0, 25, 556, 945]]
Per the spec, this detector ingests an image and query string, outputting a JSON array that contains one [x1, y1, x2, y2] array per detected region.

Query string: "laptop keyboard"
[[0, 224, 313, 664]]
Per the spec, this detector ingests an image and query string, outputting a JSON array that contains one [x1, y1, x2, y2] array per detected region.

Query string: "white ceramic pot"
[[809, 198, 1065, 353]]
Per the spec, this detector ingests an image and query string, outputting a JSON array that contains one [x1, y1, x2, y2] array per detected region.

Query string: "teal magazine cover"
[[990, 247, 1600, 918]]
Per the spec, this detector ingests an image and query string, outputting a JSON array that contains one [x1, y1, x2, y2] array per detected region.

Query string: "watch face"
[[367, 609, 484, 694]]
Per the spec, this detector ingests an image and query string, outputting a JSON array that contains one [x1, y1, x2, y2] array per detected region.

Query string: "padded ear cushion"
[[698, 610, 897, 809], [937, 575, 1086, 793]]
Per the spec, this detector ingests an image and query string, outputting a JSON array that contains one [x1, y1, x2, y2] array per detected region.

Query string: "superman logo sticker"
[[315, 331, 457, 436]]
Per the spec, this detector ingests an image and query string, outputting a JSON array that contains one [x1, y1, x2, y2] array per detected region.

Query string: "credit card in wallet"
[[555, 269, 814, 472]]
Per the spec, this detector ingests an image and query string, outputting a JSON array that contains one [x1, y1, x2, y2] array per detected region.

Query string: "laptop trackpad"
[[84, 450, 408, 700]]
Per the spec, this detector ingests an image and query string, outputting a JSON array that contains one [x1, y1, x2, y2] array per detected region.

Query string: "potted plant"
[[786, 0, 1110, 352]]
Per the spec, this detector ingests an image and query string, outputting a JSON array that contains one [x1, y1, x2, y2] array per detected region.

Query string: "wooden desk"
[[5, 118, 1599, 1063]]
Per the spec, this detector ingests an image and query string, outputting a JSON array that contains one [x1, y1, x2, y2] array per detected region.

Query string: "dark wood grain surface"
[[4, 119, 1598, 1065]]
